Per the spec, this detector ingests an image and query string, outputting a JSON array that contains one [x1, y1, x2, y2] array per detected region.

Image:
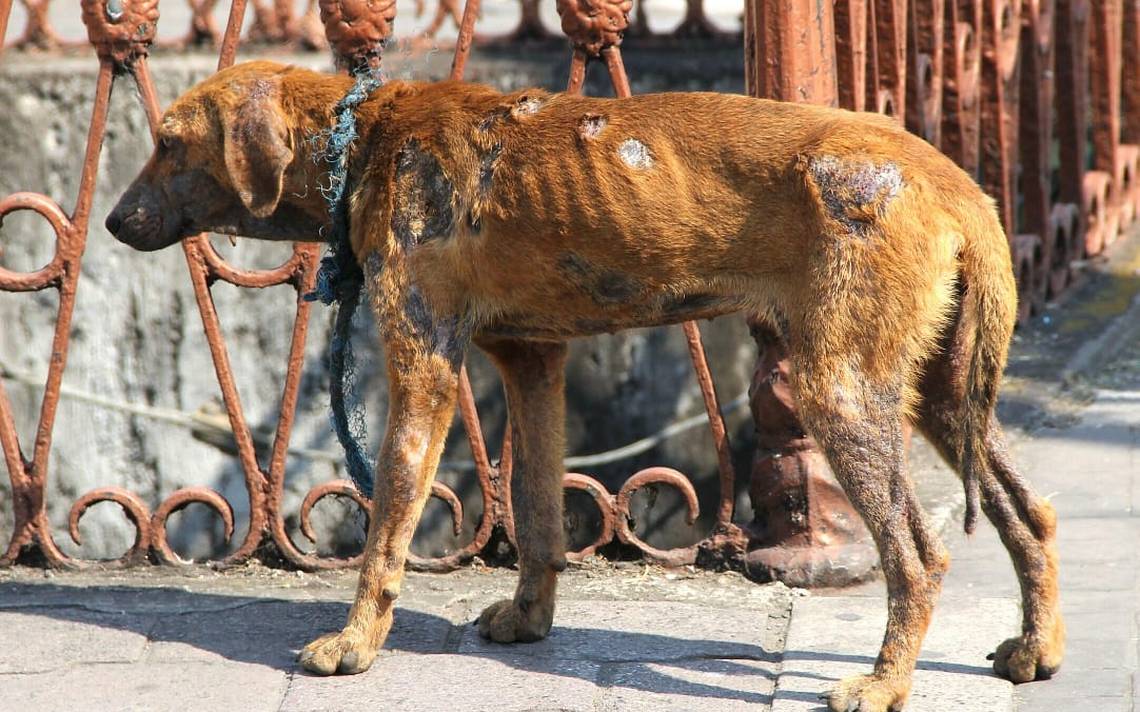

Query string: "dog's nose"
[[105, 211, 122, 236]]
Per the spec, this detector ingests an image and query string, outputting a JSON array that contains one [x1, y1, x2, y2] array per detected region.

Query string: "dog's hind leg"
[[796, 371, 948, 712], [299, 280, 468, 676], [915, 363, 1064, 683], [476, 337, 569, 643]]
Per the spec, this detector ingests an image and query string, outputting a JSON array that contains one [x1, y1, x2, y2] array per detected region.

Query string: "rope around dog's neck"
[[304, 68, 384, 498]]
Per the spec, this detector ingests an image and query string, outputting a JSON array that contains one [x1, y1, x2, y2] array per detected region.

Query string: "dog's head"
[[107, 61, 328, 251]]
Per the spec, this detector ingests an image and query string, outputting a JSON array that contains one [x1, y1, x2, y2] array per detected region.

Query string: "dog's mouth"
[[106, 206, 185, 252]]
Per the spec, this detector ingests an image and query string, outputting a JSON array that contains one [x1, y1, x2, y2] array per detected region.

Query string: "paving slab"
[[772, 596, 1017, 712], [2, 661, 287, 712], [280, 652, 602, 712], [0, 609, 153, 673], [1012, 423, 1135, 483], [598, 658, 777, 711], [459, 599, 777, 663], [144, 598, 454, 668]]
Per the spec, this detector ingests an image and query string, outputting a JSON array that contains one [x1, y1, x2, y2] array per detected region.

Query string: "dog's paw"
[[476, 598, 553, 643], [298, 630, 380, 676], [821, 673, 909, 712], [988, 630, 1064, 683]]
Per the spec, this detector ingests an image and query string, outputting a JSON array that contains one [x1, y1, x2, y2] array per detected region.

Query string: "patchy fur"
[[107, 61, 1064, 707]]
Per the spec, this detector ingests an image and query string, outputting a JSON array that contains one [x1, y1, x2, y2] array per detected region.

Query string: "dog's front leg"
[[300, 277, 467, 676], [476, 338, 569, 643]]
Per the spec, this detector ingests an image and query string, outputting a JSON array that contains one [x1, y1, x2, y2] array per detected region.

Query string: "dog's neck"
[[277, 73, 406, 231]]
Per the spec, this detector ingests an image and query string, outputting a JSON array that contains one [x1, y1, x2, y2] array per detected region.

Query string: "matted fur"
[[106, 61, 1064, 711]]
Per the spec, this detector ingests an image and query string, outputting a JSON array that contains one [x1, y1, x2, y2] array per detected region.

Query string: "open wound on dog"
[[480, 94, 546, 132], [578, 114, 607, 141], [512, 95, 544, 118], [557, 252, 642, 306], [391, 139, 456, 249], [402, 284, 470, 368], [467, 143, 502, 234], [618, 139, 653, 170], [807, 155, 902, 235]]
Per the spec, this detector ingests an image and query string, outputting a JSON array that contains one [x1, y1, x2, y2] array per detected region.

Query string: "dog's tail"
[[956, 200, 1018, 535]]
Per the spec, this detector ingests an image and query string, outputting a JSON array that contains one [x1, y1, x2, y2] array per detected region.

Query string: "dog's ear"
[[222, 81, 294, 219]]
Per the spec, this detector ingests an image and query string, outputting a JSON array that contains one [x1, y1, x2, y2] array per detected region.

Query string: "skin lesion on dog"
[[402, 285, 472, 369], [617, 138, 654, 170], [512, 94, 545, 118], [479, 92, 548, 132], [556, 251, 644, 306], [577, 113, 607, 142], [806, 154, 903, 236], [468, 142, 502, 233], [391, 139, 457, 250]]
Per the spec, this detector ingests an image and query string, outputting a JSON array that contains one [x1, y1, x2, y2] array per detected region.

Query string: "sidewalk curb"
[[1060, 288, 1140, 388], [771, 595, 1017, 712]]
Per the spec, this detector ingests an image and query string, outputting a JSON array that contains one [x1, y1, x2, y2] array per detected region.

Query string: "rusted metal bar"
[[907, 0, 945, 143], [745, 0, 838, 106], [10, 0, 60, 50], [449, 0, 481, 79], [979, 0, 1021, 239], [1089, 0, 1128, 245], [1018, 0, 1054, 311], [835, 0, 869, 111], [0, 0, 12, 51], [1123, 0, 1140, 149], [1055, 0, 1091, 204], [183, 0, 221, 47], [941, 0, 983, 175], [510, 0, 550, 41], [873, 0, 909, 119], [741, 0, 876, 587], [676, 0, 721, 37]]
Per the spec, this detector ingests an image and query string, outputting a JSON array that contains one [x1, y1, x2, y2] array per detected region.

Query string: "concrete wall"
[[0, 44, 758, 563]]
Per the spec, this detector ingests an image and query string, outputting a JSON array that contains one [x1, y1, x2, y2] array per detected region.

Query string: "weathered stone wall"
[[0, 45, 757, 562]]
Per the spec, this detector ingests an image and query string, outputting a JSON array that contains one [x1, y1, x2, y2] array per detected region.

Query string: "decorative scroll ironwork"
[[0, 0, 737, 47], [2, 0, 1140, 574]]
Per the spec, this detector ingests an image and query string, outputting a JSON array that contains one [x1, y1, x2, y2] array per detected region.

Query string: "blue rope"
[[304, 67, 385, 498]]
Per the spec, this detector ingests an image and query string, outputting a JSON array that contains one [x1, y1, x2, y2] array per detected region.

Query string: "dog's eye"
[[158, 134, 179, 151]]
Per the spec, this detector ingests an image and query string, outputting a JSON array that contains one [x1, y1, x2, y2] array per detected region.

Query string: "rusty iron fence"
[[1, 0, 1138, 582], [0, 0, 750, 572], [1, 0, 738, 50]]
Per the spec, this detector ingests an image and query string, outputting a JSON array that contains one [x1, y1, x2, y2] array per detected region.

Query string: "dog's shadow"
[[1, 582, 780, 705]]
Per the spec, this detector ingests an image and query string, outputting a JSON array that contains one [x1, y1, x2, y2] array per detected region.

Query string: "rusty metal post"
[[873, 0, 909, 119], [1089, 0, 1129, 246], [907, 0, 946, 144], [9, 0, 61, 49], [835, 0, 870, 110], [941, 0, 983, 175], [741, 0, 877, 587], [979, 0, 1022, 239], [1018, 0, 1056, 312]]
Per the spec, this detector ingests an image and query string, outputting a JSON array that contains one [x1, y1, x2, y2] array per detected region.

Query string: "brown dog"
[[107, 60, 1063, 711]]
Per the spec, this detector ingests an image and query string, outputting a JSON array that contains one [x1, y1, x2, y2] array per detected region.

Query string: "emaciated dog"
[[106, 60, 1063, 711]]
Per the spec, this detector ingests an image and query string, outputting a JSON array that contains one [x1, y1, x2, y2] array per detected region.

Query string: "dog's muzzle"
[[105, 188, 173, 251]]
